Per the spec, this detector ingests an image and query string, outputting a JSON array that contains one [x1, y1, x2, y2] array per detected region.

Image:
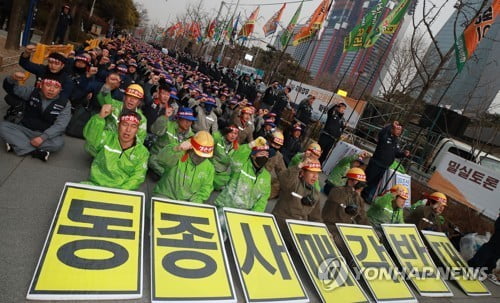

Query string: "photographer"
[[272, 159, 322, 244], [322, 168, 370, 233]]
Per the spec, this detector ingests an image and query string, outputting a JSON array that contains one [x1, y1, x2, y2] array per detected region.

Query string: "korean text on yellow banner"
[[336, 223, 417, 303], [381, 224, 453, 297], [27, 183, 144, 300], [151, 198, 236, 303], [421, 230, 491, 296], [286, 220, 369, 303], [224, 208, 308, 303]]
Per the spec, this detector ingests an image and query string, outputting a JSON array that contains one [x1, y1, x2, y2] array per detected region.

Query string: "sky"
[[137, 0, 455, 46], [138, 0, 331, 43]]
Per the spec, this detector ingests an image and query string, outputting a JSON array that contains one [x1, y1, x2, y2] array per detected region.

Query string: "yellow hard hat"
[[346, 167, 366, 182], [429, 192, 447, 205], [190, 131, 214, 158], [272, 130, 284, 146], [125, 84, 144, 99], [307, 142, 322, 157], [302, 159, 322, 172], [391, 184, 409, 200]]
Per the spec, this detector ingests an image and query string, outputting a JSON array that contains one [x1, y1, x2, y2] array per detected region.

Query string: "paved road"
[[0, 71, 499, 302]]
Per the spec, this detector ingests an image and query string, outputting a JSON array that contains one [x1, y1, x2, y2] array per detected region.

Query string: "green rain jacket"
[[367, 192, 405, 227], [211, 131, 238, 190], [96, 91, 147, 143], [149, 116, 194, 176], [289, 152, 304, 167], [83, 115, 149, 190], [214, 144, 271, 212], [327, 154, 359, 186], [153, 146, 215, 203]]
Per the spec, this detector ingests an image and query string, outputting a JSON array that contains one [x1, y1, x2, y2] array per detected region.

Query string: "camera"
[[345, 204, 358, 215], [301, 195, 316, 206]]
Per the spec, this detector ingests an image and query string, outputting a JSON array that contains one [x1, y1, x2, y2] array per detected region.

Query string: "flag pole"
[[218, 0, 241, 64]]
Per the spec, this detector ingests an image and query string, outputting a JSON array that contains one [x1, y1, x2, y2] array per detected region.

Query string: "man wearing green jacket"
[[95, 83, 148, 148], [367, 184, 408, 228], [324, 151, 368, 195], [153, 131, 215, 203], [288, 142, 322, 167], [83, 104, 149, 190], [212, 125, 240, 190], [148, 107, 196, 177], [214, 136, 271, 212]]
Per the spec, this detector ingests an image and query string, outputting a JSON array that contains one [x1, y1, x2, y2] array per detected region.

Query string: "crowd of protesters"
[[1, 36, 497, 284]]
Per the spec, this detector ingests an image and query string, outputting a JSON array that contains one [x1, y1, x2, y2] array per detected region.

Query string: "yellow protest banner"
[[286, 220, 370, 303], [85, 38, 101, 51], [381, 224, 453, 297], [336, 223, 417, 303], [421, 230, 491, 296], [224, 208, 308, 303], [27, 183, 144, 300], [151, 198, 236, 303]]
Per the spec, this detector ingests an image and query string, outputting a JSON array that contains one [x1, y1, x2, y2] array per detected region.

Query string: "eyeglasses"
[[48, 58, 63, 65]]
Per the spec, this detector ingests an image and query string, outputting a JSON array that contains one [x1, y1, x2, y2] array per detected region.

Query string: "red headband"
[[75, 55, 90, 63], [190, 138, 214, 154], [303, 162, 321, 170], [41, 79, 62, 88], [120, 114, 140, 124]]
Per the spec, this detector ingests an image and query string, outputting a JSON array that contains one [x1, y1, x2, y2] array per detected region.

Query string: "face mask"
[[74, 66, 87, 74], [252, 156, 268, 169], [190, 151, 206, 165]]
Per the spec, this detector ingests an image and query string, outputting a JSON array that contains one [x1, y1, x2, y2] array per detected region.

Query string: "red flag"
[[238, 6, 260, 39], [263, 3, 286, 37], [206, 19, 217, 39], [292, 0, 332, 46]]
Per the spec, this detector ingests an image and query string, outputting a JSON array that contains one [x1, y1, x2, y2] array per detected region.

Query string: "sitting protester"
[[83, 104, 149, 190], [148, 107, 196, 177], [234, 106, 254, 144], [192, 97, 218, 133], [367, 184, 408, 228], [289, 142, 322, 167], [0, 72, 71, 161], [272, 159, 323, 243], [324, 151, 368, 195], [264, 130, 287, 199], [214, 136, 271, 212], [19, 45, 74, 99], [96, 82, 148, 145], [406, 192, 451, 233], [322, 168, 370, 232], [212, 125, 240, 190], [153, 131, 215, 203], [281, 124, 302, 165]]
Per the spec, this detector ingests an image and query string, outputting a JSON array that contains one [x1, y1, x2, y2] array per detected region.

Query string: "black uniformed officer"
[[361, 121, 410, 203]]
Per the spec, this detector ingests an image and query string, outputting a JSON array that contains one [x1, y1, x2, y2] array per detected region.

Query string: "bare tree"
[[407, 0, 489, 115], [4, 0, 29, 50]]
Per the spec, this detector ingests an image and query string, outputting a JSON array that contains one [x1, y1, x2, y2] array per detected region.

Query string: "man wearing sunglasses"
[[19, 45, 74, 100], [0, 72, 71, 161]]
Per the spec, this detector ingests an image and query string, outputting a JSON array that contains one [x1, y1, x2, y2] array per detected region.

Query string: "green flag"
[[224, 16, 234, 41], [344, 0, 389, 52], [281, 1, 303, 48], [364, 0, 412, 48]]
